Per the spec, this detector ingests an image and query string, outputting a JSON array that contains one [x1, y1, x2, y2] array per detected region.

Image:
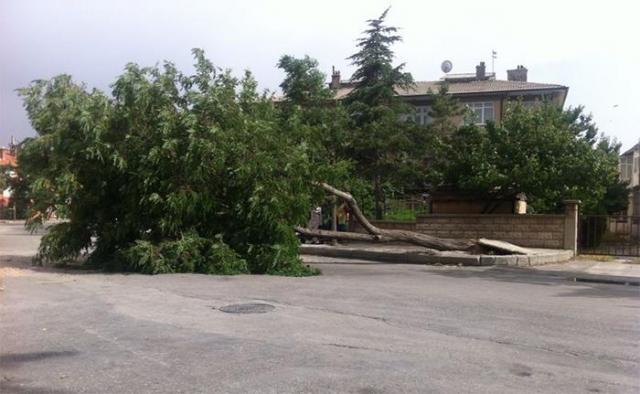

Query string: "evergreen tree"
[[345, 7, 416, 219]]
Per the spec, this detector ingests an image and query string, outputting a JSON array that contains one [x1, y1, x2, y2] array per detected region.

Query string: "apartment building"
[[330, 62, 568, 126]]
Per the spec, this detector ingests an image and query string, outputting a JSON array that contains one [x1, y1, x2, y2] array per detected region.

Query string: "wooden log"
[[309, 182, 531, 255], [294, 226, 440, 255]]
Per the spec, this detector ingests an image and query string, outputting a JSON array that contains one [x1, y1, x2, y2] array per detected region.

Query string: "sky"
[[1, 0, 639, 151]]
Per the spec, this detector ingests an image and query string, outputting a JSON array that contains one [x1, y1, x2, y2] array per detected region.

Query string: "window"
[[414, 106, 432, 125], [466, 102, 495, 125], [401, 106, 432, 125], [620, 155, 633, 181]]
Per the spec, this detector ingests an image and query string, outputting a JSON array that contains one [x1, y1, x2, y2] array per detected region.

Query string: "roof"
[[332, 79, 567, 100], [621, 142, 640, 157]]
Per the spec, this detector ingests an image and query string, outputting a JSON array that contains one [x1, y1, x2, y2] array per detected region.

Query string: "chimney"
[[475, 62, 486, 80], [507, 65, 528, 82], [330, 66, 341, 90]]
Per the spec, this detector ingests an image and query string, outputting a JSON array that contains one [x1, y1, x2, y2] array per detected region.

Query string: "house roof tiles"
[[333, 79, 567, 99]]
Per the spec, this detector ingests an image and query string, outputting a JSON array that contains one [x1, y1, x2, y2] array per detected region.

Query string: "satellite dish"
[[441, 60, 453, 73]]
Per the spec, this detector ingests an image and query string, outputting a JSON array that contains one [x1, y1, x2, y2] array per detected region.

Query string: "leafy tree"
[[276, 54, 383, 225], [436, 102, 628, 214], [277, 55, 331, 108], [411, 84, 467, 189], [277, 54, 356, 190], [18, 50, 328, 275], [345, 7, 417, 219]]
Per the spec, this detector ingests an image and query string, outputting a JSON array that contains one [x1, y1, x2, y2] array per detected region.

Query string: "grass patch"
[[576, 254, 615, 262], [383, 207, 418, 222]]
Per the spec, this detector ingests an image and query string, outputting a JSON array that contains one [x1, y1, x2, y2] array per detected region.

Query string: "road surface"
[[1, 222, 639, 393]]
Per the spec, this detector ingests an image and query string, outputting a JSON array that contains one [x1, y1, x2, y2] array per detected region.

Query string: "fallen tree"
[[296, 183, 531, 255]]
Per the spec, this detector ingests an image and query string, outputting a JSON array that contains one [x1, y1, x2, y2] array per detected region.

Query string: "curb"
[[560, 272, 640, 286], [300, 244, 573, 267]]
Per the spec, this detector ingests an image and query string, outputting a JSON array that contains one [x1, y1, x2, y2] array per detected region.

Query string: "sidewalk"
[[300, 243, 640, 286], [300, 243, 573, 266], [533, 258, 640, 286]]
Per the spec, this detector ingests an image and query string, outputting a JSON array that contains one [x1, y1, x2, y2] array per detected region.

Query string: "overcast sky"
[[1, 0, 638, 151]]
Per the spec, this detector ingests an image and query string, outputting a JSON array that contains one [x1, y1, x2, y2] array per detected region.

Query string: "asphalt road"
[[1, 222, 639, 393]]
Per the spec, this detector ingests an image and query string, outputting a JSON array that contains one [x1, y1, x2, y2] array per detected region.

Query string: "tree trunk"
[[296, 182, 530, 255], [295, 226, 439, 255], [373, 175, 384, 220], [306, 182, 474, 252], [330, 198, 338, 245]]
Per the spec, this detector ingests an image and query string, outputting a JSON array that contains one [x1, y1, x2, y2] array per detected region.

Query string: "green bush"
[[119, 234, 249, 275]]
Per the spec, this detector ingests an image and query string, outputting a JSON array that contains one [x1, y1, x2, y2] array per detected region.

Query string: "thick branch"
[[295, 226, 440, 255], [377, 229, 474, 251], [316, 182, 380, 235], [295, 226, 382, 242], [314, 182, 528, 254]]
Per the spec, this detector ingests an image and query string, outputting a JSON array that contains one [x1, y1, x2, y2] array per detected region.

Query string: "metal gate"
[[578, 215, 640, 256]]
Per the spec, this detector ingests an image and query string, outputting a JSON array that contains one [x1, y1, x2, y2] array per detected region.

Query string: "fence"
[[578, 215, 640, 256], [0, 206, 17, 220]]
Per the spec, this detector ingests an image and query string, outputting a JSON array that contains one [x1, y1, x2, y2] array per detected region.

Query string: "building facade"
[[620, 142, 640, 217], [330, 62, 569, 126], [0, 146, 18, 209]]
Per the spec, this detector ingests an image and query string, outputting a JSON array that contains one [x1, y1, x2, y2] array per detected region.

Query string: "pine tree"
[[345, 7, 415, 219]]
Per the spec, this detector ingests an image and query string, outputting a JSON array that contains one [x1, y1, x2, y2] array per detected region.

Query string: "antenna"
[[441, 60, 453, 74], [491, 50, 497, 74]]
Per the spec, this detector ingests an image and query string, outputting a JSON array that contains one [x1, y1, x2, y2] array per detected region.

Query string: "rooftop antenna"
[[441, 60, 453, 74], [491, 50, 497, 74]]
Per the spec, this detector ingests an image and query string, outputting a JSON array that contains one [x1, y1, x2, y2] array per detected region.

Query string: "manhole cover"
[[218, 303, 275, 314]]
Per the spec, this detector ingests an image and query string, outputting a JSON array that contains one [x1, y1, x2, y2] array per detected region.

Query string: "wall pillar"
[[563, 200, 580, 255]]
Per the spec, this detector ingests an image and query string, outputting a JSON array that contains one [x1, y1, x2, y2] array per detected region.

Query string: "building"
[[620, 142, 640, 217], [0, 147, 17, 167], [0, 145, 18, 209], [329, 62, 568, 126]]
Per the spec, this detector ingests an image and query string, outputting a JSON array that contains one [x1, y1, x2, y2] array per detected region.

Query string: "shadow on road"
[[0, 255, 108, 276], [427, 266, 640, 300], [0, 350, 79, 368]]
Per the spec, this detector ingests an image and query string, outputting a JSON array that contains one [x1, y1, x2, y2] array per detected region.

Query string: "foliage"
[[277, 54, 368, 219], [435, 101, 628, 214], [118, 234, 248, 275], [277, 55, 331, 107], [19, 49, 326, 275], [344, 7, 425, 219], [345, 7, 413, 119], [383, 207, 417, 221], [427, 84, 467, 138], [277, 54, 350, 175]]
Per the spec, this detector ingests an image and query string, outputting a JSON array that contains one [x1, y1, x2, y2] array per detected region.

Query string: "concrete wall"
[[359, 220, 416, 231], [413, 214, 565, 249], [357, 201, 580, 252]]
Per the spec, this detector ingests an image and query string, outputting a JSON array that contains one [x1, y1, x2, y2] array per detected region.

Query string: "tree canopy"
[[434, 101, 627, 214], [344, 7, 422, 219], [18, 49, 330, 275]]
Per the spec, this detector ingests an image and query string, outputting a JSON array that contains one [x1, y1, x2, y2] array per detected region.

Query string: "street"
[[1, 222, 639, 393]]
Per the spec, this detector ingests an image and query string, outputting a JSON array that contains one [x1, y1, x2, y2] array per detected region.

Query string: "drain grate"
[[218, 303, 275, 314]]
